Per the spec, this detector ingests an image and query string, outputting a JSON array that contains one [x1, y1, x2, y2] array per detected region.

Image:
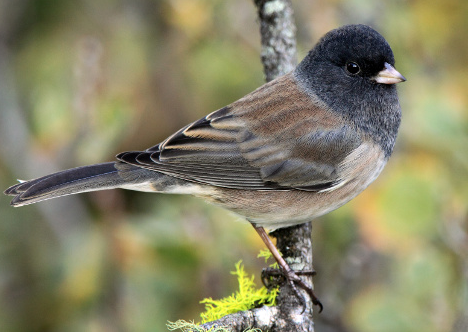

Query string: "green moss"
[[200, 261, 278, 323], [167, 257, 279, 331], [257, 249, 279, 268]]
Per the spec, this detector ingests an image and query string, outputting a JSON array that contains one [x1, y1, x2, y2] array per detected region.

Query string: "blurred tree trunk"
[[200, 1, 316, 331]]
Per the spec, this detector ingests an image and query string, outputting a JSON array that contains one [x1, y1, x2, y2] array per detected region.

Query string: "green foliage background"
[[0, 0, 467, 331]]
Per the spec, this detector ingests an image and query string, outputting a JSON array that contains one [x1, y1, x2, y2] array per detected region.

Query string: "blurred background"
[[0, 0, 467, 331]]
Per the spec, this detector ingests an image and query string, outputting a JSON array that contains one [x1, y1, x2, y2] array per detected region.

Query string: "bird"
[[5, 24, 405, 311]]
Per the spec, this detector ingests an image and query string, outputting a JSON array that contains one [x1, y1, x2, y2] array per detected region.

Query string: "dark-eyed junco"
[[5, 24, 405, 310]]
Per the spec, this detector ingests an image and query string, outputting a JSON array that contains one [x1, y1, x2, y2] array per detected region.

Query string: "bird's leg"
[[253, 225, 323, 312]]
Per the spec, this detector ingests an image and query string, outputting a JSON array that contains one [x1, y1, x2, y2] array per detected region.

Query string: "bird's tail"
[[4, 162, 152, 207]]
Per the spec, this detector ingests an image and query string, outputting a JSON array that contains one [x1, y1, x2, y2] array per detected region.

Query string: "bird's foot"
[[261, 267, 323, 313]]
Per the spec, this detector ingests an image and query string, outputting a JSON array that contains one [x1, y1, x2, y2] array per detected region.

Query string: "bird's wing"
[[117, 73, 362, 191]]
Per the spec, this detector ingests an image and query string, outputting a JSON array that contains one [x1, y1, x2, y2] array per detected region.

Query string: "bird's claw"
[[261, 267, 323, 313]]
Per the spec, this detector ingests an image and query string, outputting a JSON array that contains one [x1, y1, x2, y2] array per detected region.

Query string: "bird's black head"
[[296, 24, 403, 91], [295, 24, 405, 158], [312, 24, 395, 80]]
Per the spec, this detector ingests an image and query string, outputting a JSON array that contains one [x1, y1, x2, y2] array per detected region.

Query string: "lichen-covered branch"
[[199, 223, 316, 332], [199, 305, 279, 331]]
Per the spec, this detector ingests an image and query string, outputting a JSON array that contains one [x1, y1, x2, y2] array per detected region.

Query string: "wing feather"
[[117, 73, 363, 191]]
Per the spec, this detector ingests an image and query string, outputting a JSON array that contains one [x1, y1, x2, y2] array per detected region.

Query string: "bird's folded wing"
[[118, 73, 362, 191]]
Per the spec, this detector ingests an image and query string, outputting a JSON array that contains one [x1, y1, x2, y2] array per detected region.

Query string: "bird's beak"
[[373, 62, 406, 84]]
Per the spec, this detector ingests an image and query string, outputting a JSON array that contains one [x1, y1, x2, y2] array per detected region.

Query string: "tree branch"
[[254, 0, 297, 81], [199, 1, 316, 331]]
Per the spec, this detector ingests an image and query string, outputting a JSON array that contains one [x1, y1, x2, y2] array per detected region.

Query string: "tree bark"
[[254, 0, 297, 81], [200, 1, 316, 331]]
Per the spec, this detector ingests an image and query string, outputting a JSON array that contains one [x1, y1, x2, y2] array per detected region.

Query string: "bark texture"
[[254, 0, 297, 81]]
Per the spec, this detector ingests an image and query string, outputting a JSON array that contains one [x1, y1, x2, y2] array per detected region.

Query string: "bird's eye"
[[346, 62, 361, 75]]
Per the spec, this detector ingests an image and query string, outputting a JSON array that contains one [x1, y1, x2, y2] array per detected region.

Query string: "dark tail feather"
[[5, 162, 132, 207]]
